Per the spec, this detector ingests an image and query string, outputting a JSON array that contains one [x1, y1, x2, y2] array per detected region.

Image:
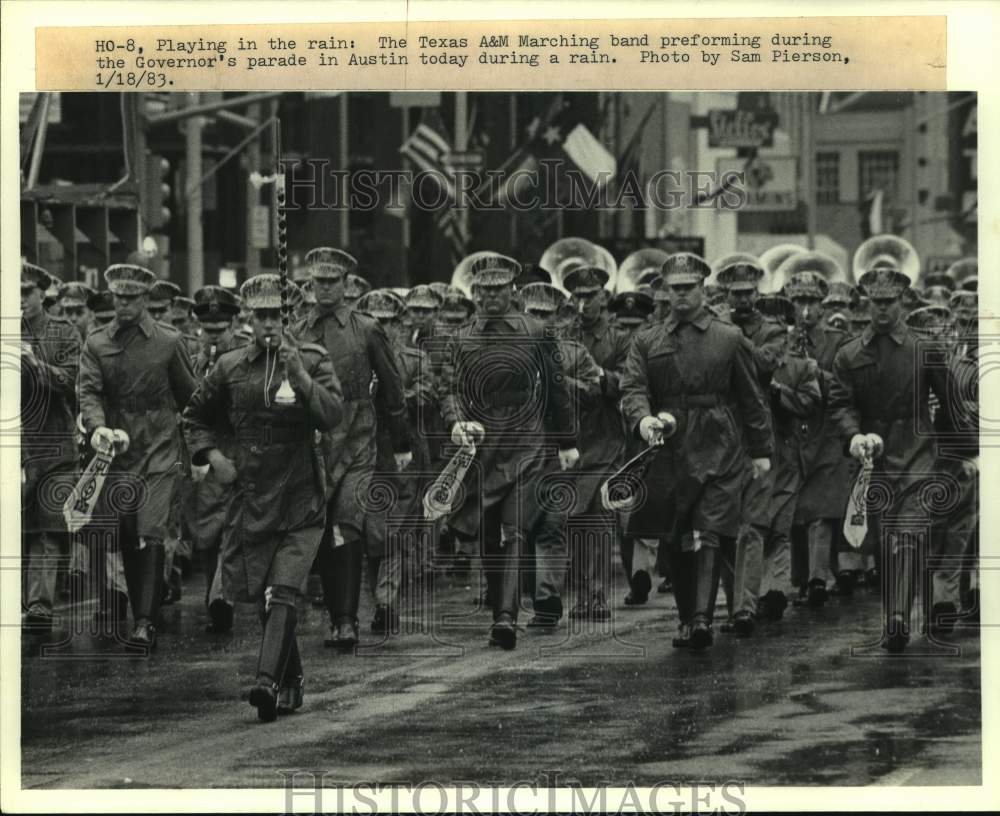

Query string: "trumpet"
[[265, 335, 297, 406]]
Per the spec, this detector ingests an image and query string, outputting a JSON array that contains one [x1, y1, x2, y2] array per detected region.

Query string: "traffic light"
[[142, 152, 171, 230]]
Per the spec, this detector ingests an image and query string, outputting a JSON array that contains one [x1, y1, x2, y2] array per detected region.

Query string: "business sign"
[[706, 108, 778, 148], [716, 156, 797, 211]]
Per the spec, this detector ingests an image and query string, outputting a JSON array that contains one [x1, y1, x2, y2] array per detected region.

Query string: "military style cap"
[[921, 285, 952, 309], [406, 284, 444, 310], [515, 263, 553, 289], [57, 281, 95, 304], [704, 283, 729, 306], [823, 281, 858, 310], [850, 297, 872, 326], [661, 253, 711, 286], [240, 273, 285, 310], [441, 291, 476, 319], [21, 262, 53, 291], [946, 258, 977, 293], [345, 273, 372, 300], [520, 282, 565, 314], [173, 296, 195, 310], [193, 285, 240, 318], [427, 281, 451, 299], [858, 266, 911, 298], [609, 290, 655, 322], [105, 263, 157, 296], [358, 289, 406, 320], [716, 261, 765, 291], [783, 272, 829, 301], [148, 280, 182, 305], [470, 254, 520, 286], [87, 290, 115, 316], [306, 247, 358, 279], [949, 290, 978, 322], [906, 304, 953, 338], [637, 269, 662, 288], [755, 294, 796, 326], [563, 265, 609, 293]]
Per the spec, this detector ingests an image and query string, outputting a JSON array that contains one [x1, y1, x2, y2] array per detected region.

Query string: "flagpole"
[[509, 92, 518, 251], [339, 94, 349, 246], [455, 92, 469, 248], [801, 93, 817, 250], [401, 104, 411, 284]]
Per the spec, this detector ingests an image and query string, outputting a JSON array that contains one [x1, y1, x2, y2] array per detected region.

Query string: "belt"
[[235, 425, 310, 446], [661, 393, 722, 410]]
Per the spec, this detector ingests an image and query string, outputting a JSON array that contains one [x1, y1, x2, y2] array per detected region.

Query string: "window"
[[815, 152, 840, 204], [858, 150, 899, 201]]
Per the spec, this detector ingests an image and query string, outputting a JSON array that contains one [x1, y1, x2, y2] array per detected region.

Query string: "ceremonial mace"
[[271, 117, 296, 406]]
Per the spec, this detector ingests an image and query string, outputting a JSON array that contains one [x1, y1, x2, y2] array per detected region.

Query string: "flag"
[[399, 108, 457, 201], [435, 207, 470, 266], [860, 188, 884, 239]]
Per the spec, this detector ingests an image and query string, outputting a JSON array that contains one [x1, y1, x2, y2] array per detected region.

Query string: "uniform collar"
[[664, 306, 712, 334], [861, 319, 908, 347], [309, 302, 350, 328], [111, 311, 154, 339], [474, 309, 524, 331]]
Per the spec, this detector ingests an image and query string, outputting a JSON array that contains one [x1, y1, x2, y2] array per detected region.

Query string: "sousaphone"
[[539, 237, 617, 294]]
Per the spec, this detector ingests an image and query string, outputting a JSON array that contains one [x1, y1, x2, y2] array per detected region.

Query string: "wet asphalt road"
[[21, 569, 981, 789]]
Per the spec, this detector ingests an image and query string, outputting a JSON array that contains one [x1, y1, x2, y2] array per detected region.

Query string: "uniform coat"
[[77, 312, 195, 543], [620, 306, 773, 540], [438, 311, 576, 540], [21, 313, 80, 532], [181, 340, 344, 601]]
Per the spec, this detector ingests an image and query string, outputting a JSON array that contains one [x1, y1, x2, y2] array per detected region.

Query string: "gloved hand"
[[91, 426, 116, 453], [451, 421, 485, 447], [558, 447, 580, 471], [639, 415, 665, 445], [751, 457, 771, 480], [111, 429, 130, 454], [394, 451, 413, 472], [961, 457, 979, 480], [849, 434, 870, 461], [865, 433, 885, 458]]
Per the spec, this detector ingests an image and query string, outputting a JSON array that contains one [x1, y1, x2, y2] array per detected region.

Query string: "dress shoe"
[[205, 598, 234, 634], [370, 605, 399, 634], [732, 611, 755, 636], [881, 614, 909, 653], [671, 624, 692, 648], [657, 576, 672, 594], [625, 570, 652, 606], [248, 681, 279, 722], [758, 590, 788, 621], [324, 620, 359, 649], [928, 601, 957, 638], [590, 591, 611, 621], [128, 620, 157, 650], [807, 579, 828, 608], [23, 611, 53, 635], [526, 612, 559, 630], [832, 571, 856, 598], [276, 676, 304, 715], [689, 620, 713, 650], [488, 615, 517, 650], [528, 597, 561, 629], [569, 595, 590, 620]]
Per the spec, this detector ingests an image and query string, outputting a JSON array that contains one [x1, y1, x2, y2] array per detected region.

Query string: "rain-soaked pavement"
[[21, 565, 981, 789]]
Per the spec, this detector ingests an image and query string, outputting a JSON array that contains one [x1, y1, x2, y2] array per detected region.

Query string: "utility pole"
[[455, 92, 469, 244], [185, 91, 204, 290], [245, 103, 262, 277], [801, 93, 817, 250], [339, 94, 349, 246]]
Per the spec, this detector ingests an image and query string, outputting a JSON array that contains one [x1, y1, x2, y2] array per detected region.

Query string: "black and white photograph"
[[13, 85, 982, 797]]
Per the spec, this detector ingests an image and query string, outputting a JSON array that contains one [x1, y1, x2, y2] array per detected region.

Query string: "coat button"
[[249, 444, 260, 454]]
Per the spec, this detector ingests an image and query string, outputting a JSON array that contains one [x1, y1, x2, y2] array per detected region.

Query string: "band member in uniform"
[[405, 285, 444, 348], [519, 282, 602, 627], [171, 296, 197, 335], [562, 266, 630, 620], [187, 286, 246, 633], [828, 264, 963, 652], [344, 273, 372, 309], [621, 253, 773, 651], [183, 273, 344, 720], [355, 290, 435, 633], [293, 248, 412, 649], [87, 290, 116, 328], [148, 280, 180, 324], [439, 255, 579, 648], [714, 260, 786, 635], [777, 254, 852, 606], [77, 263, 196, 647], [57, 282, 96, 341], [43, 272, 63, 316], [608, 291, 655, 335], [21, 262, 81, 634]]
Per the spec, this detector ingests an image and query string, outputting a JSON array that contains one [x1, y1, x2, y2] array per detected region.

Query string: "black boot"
[[251, 603, 296, 722], [321, 539, 363, 648], [276, 637, 304, 715], [129, 544, 165, 649], [624, 569, 652, 606], [689, 547, 719, 651], [528, 596, 562, 629]]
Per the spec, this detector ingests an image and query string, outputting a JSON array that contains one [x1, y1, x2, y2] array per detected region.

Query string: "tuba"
[[539, 237, 617, 294], [758, 243, 805, 294], [616, 248, 670, 293], [851, 234, 920, 286], [945, 257, 978, 293], [451, 251, 500, 298]]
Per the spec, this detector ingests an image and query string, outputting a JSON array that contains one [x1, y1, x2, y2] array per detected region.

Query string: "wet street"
[[21, 568, 981, 789]]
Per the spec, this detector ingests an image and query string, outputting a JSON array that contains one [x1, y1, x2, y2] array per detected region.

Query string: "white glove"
[[865, 433, 884, 458], [394, 451, 413, 472], [751, 457, 771, 480], [112, 429, 130, 454], [639, 415, 665, 445], [451, 421, 485, 447], [91, 426, 116, 453], [558, 447, 580, 471], [849, 434, 870, 461]]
